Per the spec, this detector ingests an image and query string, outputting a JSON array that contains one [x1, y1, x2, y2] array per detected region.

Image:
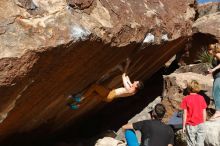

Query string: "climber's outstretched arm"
[[123, 58, 131, 73]]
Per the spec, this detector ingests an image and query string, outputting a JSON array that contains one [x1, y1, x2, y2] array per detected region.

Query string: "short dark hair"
[[153, 104, 166, 120], [136, 81, 144, 91]]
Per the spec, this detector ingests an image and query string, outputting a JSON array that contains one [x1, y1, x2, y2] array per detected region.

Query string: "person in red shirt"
[[180, 80, 207, 146]]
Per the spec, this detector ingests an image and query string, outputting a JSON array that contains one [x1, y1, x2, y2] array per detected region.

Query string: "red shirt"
[[180, 93, 207, 126]]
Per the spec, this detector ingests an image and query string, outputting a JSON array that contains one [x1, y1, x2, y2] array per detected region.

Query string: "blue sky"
[[198, 0, 220, 3]]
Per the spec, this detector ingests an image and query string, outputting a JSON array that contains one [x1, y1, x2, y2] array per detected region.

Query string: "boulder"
[[193, 2, 220, 42], [205, 120, 220, 146], [193, 12, 220, 42], [0, 0, 196, 143]]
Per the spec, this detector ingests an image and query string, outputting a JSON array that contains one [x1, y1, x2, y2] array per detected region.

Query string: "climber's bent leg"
[[81, 84, 110, 102], [92, 84, 109, 97]]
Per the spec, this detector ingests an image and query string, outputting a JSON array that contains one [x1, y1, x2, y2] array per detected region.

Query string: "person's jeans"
[[186, 123, 206, 146], [213, 77, 220, 110]]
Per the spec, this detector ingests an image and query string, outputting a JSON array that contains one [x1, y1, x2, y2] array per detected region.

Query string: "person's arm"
[[124, 58, 131, 73], [122, 73, 135, 93], [122, 73, 132, 88], [126, 75, 132, 85], [180, 97, 187, 133], [203, 109, 207, 122], [201, 96, 207, 122], [182, 109, 187, 133], [122, 123, 133, 131], [209, 64, 220, 73]]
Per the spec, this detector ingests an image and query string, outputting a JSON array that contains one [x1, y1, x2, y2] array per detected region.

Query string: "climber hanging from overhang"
[[67, 58, 144, 110]]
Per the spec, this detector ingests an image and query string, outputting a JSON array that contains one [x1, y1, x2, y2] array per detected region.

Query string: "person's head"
[[151, 104, 166, 120], [187, 80, 201, 93], [208, 43, 220, 55], [133, 80, 144, 92]]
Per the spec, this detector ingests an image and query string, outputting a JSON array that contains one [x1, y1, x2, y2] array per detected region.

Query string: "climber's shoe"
[[73, 94, 83, 103], [69, 104, 80, 110], [67, 94, 83, 104]]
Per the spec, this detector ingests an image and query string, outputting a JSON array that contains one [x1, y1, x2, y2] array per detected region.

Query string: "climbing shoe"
[[73, 94, 82, 103], [69, 104, 79, 110]]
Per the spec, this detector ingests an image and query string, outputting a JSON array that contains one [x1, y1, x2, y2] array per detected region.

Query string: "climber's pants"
[[106, 90, 116, 102]]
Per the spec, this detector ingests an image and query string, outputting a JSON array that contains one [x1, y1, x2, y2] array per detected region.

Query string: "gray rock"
[[205, 120, 220, 146]]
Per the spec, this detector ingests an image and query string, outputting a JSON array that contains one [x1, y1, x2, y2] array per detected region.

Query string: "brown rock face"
[[0, 0, 195, 143]]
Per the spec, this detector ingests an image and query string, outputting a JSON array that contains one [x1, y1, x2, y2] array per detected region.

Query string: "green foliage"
[[196, 47, 213, 67]]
